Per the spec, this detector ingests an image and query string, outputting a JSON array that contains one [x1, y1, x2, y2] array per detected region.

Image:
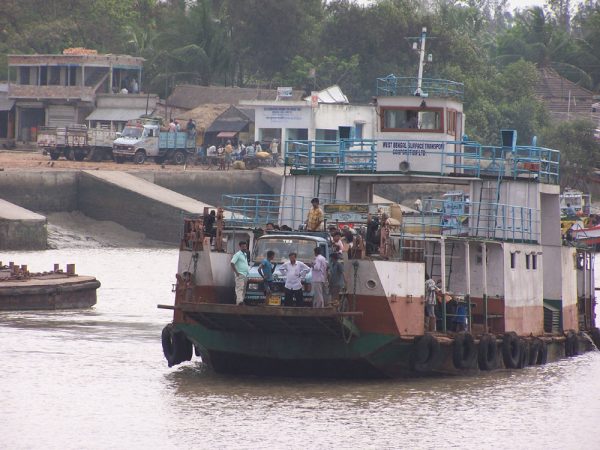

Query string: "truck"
[[112, 122, 196, 165], [37, 125, 117, 162], [244, 231, 331, 306]]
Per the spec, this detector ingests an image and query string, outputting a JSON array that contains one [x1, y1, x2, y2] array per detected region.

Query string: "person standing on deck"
[[306, 198, 324, 231], [280, 252, 310, 307], [425, 273, 440, 332], [328, 252, 346, 306], [258, 250, 275, 297], [230, 241, 250, 305], [311, 247, 328, 308]]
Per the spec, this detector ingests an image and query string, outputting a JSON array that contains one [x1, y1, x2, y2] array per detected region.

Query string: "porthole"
[[366, 279, 377, 289]]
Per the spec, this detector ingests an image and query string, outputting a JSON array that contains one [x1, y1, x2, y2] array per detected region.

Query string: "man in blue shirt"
[[258, 250, 275, 297], [230, 241, 250, 305]]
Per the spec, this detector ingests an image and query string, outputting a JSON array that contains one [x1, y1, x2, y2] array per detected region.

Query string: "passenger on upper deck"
[[306, 198, 324, 231]]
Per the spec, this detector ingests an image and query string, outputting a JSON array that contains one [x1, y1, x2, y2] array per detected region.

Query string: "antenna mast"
[[414, 27, 427, 96]]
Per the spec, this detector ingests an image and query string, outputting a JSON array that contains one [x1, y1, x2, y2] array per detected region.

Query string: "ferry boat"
[[159, 29, 599, 377]]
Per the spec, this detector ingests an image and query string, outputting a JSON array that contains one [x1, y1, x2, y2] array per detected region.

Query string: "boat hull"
[[174, 320, 597, 378]]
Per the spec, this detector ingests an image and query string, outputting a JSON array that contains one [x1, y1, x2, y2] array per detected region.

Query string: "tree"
[[540, 119, 600, 189]]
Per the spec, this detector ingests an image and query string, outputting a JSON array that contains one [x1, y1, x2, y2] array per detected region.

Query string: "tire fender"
[[477, 333, 497, 371], [502, 332, 522, 369], [410, 333, 441, 373], [452, 332, 477, 370], [161, 324, 193, 367]]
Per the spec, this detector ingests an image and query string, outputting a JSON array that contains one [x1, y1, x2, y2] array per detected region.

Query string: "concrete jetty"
[[79, 170, 221, 243], [0, 168, 279, 249], [0, 199, 47, 249]]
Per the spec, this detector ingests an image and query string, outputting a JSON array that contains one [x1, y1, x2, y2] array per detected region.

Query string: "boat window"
[[510, 252, 516, 269], [532, 254, 537, 270], [380, 107, 443, 132], [525, 254, 530, 270], [252, 237, 317, 263]]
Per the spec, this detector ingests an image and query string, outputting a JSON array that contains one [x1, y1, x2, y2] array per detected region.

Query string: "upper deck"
[[284, 137, 560, 185]]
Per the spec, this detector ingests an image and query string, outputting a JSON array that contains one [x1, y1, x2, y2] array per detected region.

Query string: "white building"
[[240, 86, 376, 153]]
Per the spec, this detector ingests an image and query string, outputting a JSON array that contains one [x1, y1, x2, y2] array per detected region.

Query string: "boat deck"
[[159, 302, 361, 337]]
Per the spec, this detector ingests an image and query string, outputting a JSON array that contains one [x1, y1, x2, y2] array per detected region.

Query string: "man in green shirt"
[[230, 241, 250, 305]]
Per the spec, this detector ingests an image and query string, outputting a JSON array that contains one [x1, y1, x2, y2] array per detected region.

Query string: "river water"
[[1, 219, 600, 449]]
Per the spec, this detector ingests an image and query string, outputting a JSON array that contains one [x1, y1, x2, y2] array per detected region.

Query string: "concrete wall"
[[138, 170, 275, 207], [0, 170, 78, 212], [0, 217, 47, 250]]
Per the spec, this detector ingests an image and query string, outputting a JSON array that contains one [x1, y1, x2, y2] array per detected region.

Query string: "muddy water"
[[1, 222, 599, 449]]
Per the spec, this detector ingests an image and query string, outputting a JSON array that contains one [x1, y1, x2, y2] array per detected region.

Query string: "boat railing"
[[396, 199, 540, 243], [284, 139, 560, 184], [376, 74, 464, 100], [222, 194, 318, 228]]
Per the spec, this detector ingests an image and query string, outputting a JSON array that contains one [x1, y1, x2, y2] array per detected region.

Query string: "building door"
[[17, 107, 45, 141], [48, 105, 76, 127]]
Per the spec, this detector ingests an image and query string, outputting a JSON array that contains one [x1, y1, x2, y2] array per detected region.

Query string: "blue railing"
[[285, 139, 560, 185], [376, 74, 464, 100], [400, 199, 540, 243], [222, 194, 313, 228]]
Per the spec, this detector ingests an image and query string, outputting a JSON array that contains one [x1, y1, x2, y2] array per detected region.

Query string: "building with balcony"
[[7, 51, 144, 141]]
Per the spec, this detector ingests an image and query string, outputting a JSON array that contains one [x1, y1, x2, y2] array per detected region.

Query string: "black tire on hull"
[[518, 339, 529, 369], [565, 330, 576, 357], [478, 333, 497, 371], [502, 332, 522, 369], [161, 324, 193, 367], [536, 339, 548, 364], [453, 332, 477, 370], [528, 339, 541, 365], [591, 327, 600, 350], [410, 333, 441, 373]]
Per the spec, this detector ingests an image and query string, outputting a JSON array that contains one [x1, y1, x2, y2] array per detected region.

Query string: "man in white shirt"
[[279, 252, 310, 307], [311, 247, 328, 308]]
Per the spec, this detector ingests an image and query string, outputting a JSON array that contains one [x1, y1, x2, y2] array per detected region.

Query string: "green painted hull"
[[177, 323, 414, 378]]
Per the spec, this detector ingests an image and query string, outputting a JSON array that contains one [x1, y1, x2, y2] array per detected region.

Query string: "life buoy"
[[161, 324, 193, 367], [453, 332, 477, 370], [477, 333, 497, 371], [502, 332, 522, 369], [536, 338, 548, 365], [410, 333, 441, 372]]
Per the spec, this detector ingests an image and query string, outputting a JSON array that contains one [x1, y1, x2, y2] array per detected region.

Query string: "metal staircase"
[[429, 240, 456, 291], [316, 175, 336, 204], [476, 172, 503, 239]]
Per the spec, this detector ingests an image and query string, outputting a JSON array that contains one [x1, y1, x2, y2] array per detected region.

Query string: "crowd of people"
[[200, 139, 280, 170]]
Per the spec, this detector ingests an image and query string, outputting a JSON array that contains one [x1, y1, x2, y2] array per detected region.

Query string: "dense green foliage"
[[1, 0, 599, 173]]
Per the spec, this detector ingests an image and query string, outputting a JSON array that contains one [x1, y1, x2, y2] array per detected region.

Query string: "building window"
[[532, 254, 537, 270], [525, 254, 530, 269], [19, 67, 30, 85], [510, 252, 516, 269], [380, 107, 443, 132], [316, 129, 338, 141]]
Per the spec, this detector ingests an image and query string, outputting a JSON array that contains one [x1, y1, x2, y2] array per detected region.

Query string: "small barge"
[[0, 262, 100, 311]]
